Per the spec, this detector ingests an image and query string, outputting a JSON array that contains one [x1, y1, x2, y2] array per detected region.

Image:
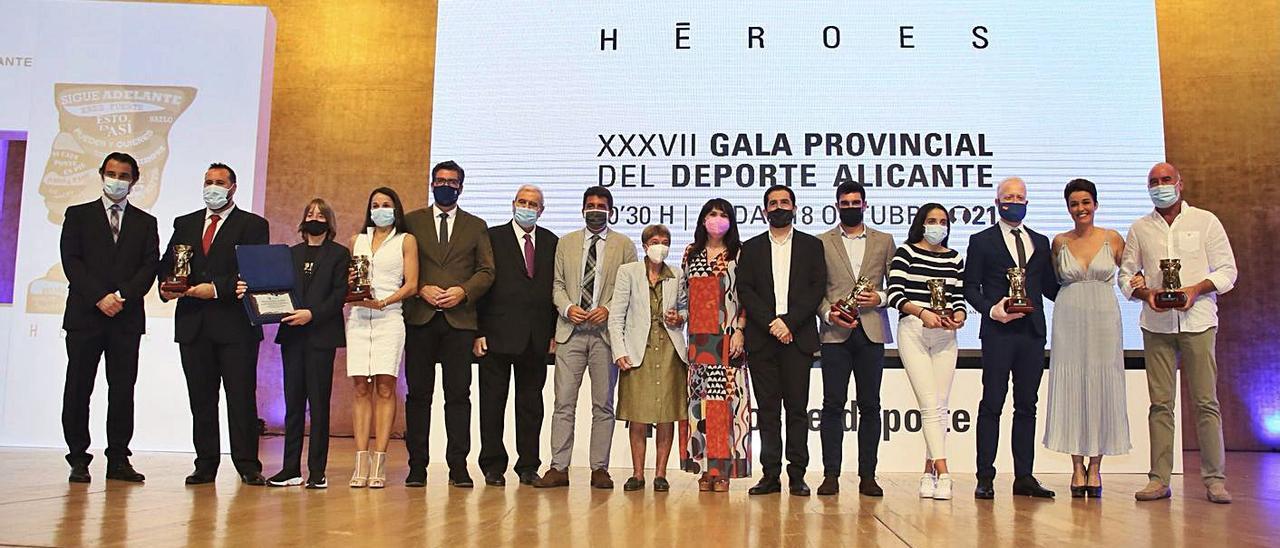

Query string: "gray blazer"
[[552, 228, 638, 343], [817, 225, 896, 345]]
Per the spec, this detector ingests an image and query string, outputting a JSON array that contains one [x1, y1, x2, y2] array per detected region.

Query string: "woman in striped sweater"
[[887, 203, 968, 500]]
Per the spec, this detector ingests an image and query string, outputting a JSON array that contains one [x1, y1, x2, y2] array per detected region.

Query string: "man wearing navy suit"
[[963, 177, 1060, 499]]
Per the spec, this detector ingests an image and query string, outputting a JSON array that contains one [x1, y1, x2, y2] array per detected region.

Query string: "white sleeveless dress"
[[345, 228, 407, 377]]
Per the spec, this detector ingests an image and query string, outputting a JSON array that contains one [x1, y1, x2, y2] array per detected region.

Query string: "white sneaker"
[[933, 474, 953, 500], [918, 473, 936, 498]]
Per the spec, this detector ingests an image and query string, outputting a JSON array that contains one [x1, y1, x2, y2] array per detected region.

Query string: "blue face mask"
[[997, 201, 1027, 223], [513, 206, 539, 229], [433, 185, 460, 207], [1149, 184, 1180, 209], [370, 207, 396, 227], [103, 177, 131, 201], [203, 184, 230, 210], [923, 224, 948, 245]]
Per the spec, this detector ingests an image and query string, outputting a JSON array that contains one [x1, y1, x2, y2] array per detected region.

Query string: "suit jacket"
[[476, 222, 558, 355], [737, 228, 828, 358], [159, 206, 269, 344], [552, 228, 638, 344], [60, 199, 159, 334], [962, 224, 1060, 340], [275, 239, 351, 349], [607, 261, 689, 365], [816, 226, 896, 345], [402, 207, 495, 330]]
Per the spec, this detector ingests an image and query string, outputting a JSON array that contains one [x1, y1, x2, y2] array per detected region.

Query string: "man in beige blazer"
[[534, 186, 636, 489], [401, 161, 495, 488], [814, 182, 896, 497]]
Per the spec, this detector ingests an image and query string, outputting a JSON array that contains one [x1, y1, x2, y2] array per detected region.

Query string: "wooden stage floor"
[[0, 438, 1275, 547]]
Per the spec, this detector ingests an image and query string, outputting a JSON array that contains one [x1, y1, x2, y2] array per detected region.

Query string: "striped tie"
[[580, 234, 601, 309], [109, 205, 121, 243]]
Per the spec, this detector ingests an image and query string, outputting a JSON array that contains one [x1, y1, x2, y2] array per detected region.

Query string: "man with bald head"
[[963, 176, 1060, 499], [1118, 162, 1237, 504]]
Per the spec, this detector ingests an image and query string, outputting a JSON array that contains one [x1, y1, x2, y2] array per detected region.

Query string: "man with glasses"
[[402, 160, 495, 488]]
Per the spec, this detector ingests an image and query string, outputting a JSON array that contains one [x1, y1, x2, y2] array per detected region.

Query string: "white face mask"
[[103, 177, 131, 201], [203, 184, 231, 210], [923, 224, 948, 245], [646, 244, 670, 264]]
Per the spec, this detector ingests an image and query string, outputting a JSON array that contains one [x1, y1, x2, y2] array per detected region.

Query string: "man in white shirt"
[[1119, 162, 1238, 504]]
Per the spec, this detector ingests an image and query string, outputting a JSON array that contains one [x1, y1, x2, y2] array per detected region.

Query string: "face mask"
[[584, 209, 608, 230], [767, 207, 794, 228], [370, 207, 396, 227], [203, 184, 230, 210], [301, 219, 328, 236], [704, 216, 730, 237], [997, 201, 1027, 223], [923, 224, 948, 245], [1149, 184, 1179, 209], [838, 206, 864, 227], [103, 177, 131, 201], [513, 206, 539, 229], [433, 185, 460, 207], [646, 244, 670, 263]]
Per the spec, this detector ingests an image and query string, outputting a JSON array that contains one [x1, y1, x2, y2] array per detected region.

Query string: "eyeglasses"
[[433, 178, 462, 188]]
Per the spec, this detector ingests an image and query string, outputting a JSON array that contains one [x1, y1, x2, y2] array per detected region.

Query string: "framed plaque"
[[235, 244, 301, 325]]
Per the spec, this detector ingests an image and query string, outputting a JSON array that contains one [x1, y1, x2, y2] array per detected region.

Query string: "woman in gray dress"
[[1044, 179, 1140, 498]]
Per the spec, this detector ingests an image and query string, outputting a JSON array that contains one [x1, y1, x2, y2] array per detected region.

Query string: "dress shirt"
[[770, 227, 794, 316]]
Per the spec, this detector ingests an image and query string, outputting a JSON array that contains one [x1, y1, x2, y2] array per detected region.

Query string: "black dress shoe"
[[449, 471, 475, 488], [185, 471, 216, 485], [748, 476, 782, 495], [106, 462, 145, 483], [405, 467, 427, 487], [484, 471, 506, 487], [69, 464, 91, 483], [816, 476, 839, 496], [240, 473, 266, 486], [517, 471, 539, 486], [974, 478, 995, 500], [789, 478, 811, 497], [858, 476, 884, 497], [1012, 475, 1055, 498]]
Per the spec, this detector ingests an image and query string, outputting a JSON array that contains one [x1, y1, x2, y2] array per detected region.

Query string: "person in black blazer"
[[158, 162, 270, 486], [963, 177, 1061, 500], [472, 185, 558, 487], [736, 185, 827, 497], [237, 198, 350, 489], [60, 152, 159, 484]]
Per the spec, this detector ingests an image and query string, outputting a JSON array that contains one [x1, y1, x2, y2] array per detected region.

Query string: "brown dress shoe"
[[590, 468, 614, 489], [532, 467, 570, 488]]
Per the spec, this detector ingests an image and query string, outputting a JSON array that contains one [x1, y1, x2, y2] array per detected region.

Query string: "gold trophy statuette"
[[1154, 258, 1187, 309], [160, 244, 193, 293], [1004, 267, 1035, 314], [832, 275, 874, 324], [345, 255, 373, 303], [926, 278, 953, 319]]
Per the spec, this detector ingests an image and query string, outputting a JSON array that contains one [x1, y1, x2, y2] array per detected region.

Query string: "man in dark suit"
[[158, 162, 270, 486], [737, 185, 827, 497], [963, 177, 1061, 500], [402, 160, 495, 488], [60, 152, 159, 483], [473, 185, 558, 487]]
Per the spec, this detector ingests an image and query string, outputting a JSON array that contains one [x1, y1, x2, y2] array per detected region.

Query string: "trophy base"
[[929, 308, 955, 320], [833, 303, 858, 324], [1154, 291, 1187, 309], [1004, 299, 1035, 314], [159, 278, 189, 293], [345, 289, 372, 303]]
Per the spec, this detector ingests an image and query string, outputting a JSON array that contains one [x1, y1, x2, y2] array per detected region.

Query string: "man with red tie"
[[158, 163, 269, 485]]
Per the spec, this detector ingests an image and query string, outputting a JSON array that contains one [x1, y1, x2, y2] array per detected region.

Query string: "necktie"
[[438, 212, 449, 245], [109, 205, 121, 243], [523, 233, 536, 278], [581, 234, 601, 308], [202, 214, 221, 254], [1011, 228, 1027, 268]]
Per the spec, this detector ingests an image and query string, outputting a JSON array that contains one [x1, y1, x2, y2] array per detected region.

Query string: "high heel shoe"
[[1069, 467, 1087, 498], [698, 473, 712, 492], [368, 452, 388, 489], [1085, 466, 1103, 498], [349, 450, 370, 488]]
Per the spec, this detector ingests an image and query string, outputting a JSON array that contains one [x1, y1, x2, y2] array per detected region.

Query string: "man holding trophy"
[[814, 182, 896, 497], [963, 177, 1060, 499], [1119, 162, 1238, 504]]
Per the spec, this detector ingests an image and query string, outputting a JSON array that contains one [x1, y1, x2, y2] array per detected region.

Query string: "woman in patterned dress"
[[679, 198, 750, 492]]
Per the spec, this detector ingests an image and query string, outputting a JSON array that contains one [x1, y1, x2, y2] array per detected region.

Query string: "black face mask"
[[584, 210, 608, 230], [839, 206, 864, 227], [301, 220, 328, 236], [767, 207, 794, 228]]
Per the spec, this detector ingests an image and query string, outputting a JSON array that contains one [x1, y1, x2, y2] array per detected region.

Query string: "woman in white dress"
[[346, 187, 418, 488]]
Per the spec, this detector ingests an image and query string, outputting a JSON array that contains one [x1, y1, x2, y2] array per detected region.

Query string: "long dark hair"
[[688, 198, 741, 261], [298, 198, 338, 241], [906, 202, 950, 248], [362, 186, 408, 233]]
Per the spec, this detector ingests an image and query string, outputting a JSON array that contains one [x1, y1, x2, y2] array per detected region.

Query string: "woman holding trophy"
[[886, 203, 967, 500], [345, 187, 419, 488], [1043, 179, 1135, 498]]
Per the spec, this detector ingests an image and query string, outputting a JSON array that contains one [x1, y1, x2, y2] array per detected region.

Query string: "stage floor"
[[0, 438, 1275, 547]]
